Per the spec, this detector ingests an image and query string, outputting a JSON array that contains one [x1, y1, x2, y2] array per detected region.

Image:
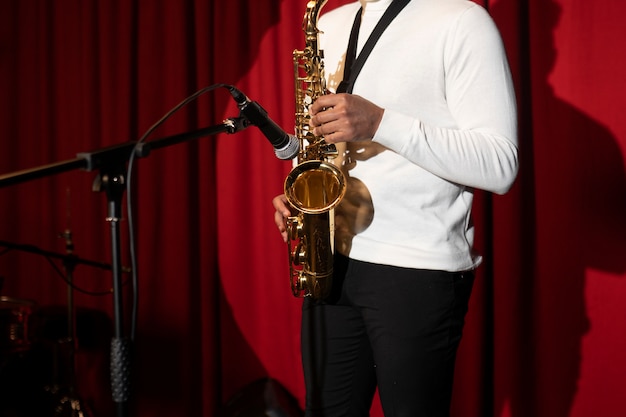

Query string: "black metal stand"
[[57, 229, 95, 417], [0, 117, 248, 417]]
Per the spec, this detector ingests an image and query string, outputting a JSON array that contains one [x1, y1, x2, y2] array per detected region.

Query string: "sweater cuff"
[[371, 109, 418, 154]]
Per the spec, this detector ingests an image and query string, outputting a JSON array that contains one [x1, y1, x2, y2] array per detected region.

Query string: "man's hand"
[[273, 194, 292, 243], [309, 93, 384, 143]]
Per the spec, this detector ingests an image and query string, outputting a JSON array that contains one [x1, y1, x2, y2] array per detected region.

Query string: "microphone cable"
[[125, 83, 234, 341]]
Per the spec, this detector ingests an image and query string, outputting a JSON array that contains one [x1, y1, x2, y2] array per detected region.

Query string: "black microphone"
[[228, 86, 299, 160]]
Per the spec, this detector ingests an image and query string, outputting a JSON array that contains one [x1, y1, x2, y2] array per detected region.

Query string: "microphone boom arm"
[[0, 117, 249, 189]]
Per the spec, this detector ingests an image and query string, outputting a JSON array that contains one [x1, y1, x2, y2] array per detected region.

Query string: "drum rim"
[[0, 296, 36, 308]]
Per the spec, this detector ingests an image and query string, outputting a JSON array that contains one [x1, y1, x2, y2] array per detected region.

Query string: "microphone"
[[228, 86, 299, 160]]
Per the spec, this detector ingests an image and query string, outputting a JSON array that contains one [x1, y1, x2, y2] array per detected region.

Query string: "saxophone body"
[[286, 0, 346, 300]]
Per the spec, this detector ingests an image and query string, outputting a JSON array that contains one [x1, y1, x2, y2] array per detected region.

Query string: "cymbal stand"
[[45, 229, 93, 417]]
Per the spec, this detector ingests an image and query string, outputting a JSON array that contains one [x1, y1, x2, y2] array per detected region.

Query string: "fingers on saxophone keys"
[[312, 121, 330, 138]]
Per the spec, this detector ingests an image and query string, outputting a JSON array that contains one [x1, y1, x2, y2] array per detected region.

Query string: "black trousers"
[[301, 254, 475, 417]]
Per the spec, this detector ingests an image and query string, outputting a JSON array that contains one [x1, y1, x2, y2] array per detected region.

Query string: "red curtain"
[[0, 1, 624, 417]]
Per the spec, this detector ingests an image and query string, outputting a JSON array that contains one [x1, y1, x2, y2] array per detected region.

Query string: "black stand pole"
[[0, 117, 249, 417], [58, 229, 95, 417], [94, 158, 130, 417]]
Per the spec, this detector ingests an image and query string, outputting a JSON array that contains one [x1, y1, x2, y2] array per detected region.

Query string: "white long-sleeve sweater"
[[319, 0, 519, 271]]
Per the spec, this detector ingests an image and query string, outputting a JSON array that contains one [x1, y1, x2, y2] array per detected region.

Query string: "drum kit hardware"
[[0, 237, 116, 417]]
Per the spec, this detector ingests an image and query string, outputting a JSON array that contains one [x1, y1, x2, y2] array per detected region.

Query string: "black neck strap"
[[337, 0, 411, 94]]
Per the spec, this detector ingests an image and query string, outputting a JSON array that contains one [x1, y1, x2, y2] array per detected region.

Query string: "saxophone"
[[285, 0, 346, 300]]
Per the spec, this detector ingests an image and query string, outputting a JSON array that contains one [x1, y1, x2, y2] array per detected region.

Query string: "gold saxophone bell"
[[284, 160, 346, 300], [285, 160, 345, 214]]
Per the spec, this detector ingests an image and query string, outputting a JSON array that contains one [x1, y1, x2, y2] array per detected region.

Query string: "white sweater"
[[318, 0, 519, 271]]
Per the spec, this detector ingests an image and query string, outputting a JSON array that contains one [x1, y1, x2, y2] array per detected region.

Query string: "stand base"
[[45, 385, 95, 417]]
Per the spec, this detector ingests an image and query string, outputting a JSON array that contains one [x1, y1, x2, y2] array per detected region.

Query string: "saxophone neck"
[[303, 0, 328, 40]]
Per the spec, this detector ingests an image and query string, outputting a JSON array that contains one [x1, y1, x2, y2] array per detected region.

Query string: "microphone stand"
[[0, 117, 249, 417]]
